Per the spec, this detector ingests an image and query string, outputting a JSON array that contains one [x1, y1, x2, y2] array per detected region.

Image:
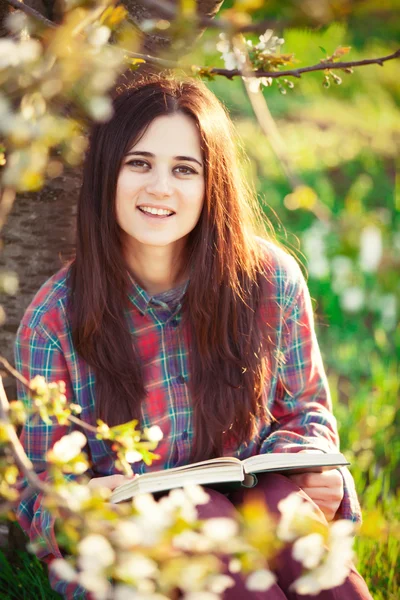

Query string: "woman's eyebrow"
[[125, 150, 203, 167]]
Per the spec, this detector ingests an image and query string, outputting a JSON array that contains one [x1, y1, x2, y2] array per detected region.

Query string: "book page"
[[242, 452, 349, 474]]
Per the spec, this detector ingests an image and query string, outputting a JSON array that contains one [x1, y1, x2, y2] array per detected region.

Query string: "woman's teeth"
[[138, 206, 174, 216]]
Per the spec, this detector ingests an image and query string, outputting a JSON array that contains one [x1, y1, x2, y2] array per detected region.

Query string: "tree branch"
[[208, 48, 400, 80], [0, 376, 49, 495], [5, 0, 55, 29]]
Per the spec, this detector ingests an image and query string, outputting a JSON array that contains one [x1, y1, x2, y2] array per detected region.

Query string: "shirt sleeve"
[[14, 323, 93, 599], [260, 258, 362, 522]]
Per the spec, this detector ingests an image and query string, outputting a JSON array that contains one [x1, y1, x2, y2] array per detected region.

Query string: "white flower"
[[114, 552, 158, 581], [216, 33, 230, 54], [50, 558, 77, 582], [173, 531, 213, 553], [145, 425, 163, 442], [125, 450, 143, 463], [78, 534, 115, 572], [161, 488, 198, 522], [183, 484, 210, 506], [340, 286, 365, 313], [18, 40, 42, 63], [0, 40, 18, 68], [359, 225, 383, 272], [78, 570, 111, 599], [292, 533, 325, 569], [179, 561, 214, 592], [111, 520, 143, 549], [256, 29, 285, 54], [56, 482, 92, 512], [207, 574, 235, 594], [201, 518, 239, 542], [246, 569, 276, 591], [134, 494, 174, 545], [51, 431, 87, 462], [228, 558, 242, 573], [88, 26, 111, 47], [291, 519, 354, 595], [243, 77, 262, 93], [277, 493, 316, 542], [222, 52, 238, 71], [87, 96, 113, 122]]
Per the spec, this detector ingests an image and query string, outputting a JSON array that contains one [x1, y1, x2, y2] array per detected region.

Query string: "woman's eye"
[[175, 165, 197, 175], [126, 160, 149, 168]]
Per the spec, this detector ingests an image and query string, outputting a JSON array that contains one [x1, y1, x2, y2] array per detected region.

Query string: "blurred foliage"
[[205, 10, 400, 598]]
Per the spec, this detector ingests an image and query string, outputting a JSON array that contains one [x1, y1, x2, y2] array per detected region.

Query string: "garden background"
[[0, 1, 399, 598]]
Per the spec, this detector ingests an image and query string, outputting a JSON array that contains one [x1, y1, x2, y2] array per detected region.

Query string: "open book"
[[110, 452, 349, 504]]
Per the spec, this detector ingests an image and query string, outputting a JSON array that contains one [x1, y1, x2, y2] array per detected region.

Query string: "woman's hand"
[[288, 468, 344, 522], [87, 473, 136, 491]]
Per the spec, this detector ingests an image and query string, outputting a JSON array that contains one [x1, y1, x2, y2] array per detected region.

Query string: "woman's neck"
[[124, 239, 187, 295]]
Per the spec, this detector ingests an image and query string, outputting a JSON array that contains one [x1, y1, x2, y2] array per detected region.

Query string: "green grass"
[[0, 548, 61, 600]]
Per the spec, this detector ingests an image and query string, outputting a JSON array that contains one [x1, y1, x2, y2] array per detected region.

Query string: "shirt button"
[[170, 319, 179, 328], [176, 375, 186, 384]]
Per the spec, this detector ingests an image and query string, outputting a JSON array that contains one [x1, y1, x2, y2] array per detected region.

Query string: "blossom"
[[207, 574, 235, 594], [78, 534, 115, 573], [111, 520, 143, 549], [359, 224, 383, 272], [246, 569, 276, 591], [256, 29, 285, 54], [125, 449, 143, 463], [183, 484, 210, 506], [277, 493, 317, 542], [114, 552, 158, 581], [145, 425, 163, 442], [88, 26, 111, 47], [50, 558, 77, 583], [292, 533, 325, 569], [87, 96, 113, 122], [50, 431, 87, 463], [201, 518, 239, 542], [173, 530, 213, 553], [291, 519, 354, 595]]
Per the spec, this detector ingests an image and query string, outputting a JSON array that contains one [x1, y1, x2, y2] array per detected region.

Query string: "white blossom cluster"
[[46, 432, 356, 600], [0, 1, 126, 192], [278, 493, 355, 595], [216, 29, 285, 93]]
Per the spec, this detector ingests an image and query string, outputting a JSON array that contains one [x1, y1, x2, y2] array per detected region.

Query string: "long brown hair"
[[69, 74, 277, 460]]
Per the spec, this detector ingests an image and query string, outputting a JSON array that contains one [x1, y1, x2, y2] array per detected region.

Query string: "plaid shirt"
[[14, 239, 361, 599]]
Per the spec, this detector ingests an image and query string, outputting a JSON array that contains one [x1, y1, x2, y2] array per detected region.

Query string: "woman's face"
[[116, 112, 205, 255]]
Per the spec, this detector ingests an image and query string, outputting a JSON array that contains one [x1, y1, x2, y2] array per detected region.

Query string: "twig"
[[208, 47, 400, 79], [0, 188, 16, 235], [0, 356, 30, 389], [5, 0, 56, 29], [0, 376, 49, 494]]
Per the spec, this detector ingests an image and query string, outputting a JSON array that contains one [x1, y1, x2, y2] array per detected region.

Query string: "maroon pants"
[[196, 473, 372, 600]]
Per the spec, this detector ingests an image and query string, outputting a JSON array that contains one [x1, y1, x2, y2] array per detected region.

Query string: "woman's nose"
[[145, 170, 173, 197]]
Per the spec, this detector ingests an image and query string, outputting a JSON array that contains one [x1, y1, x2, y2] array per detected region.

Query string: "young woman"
[[15, 75, 372, 599]]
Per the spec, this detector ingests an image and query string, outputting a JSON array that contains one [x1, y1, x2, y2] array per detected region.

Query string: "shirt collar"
[[127, 272, 188, 315]]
